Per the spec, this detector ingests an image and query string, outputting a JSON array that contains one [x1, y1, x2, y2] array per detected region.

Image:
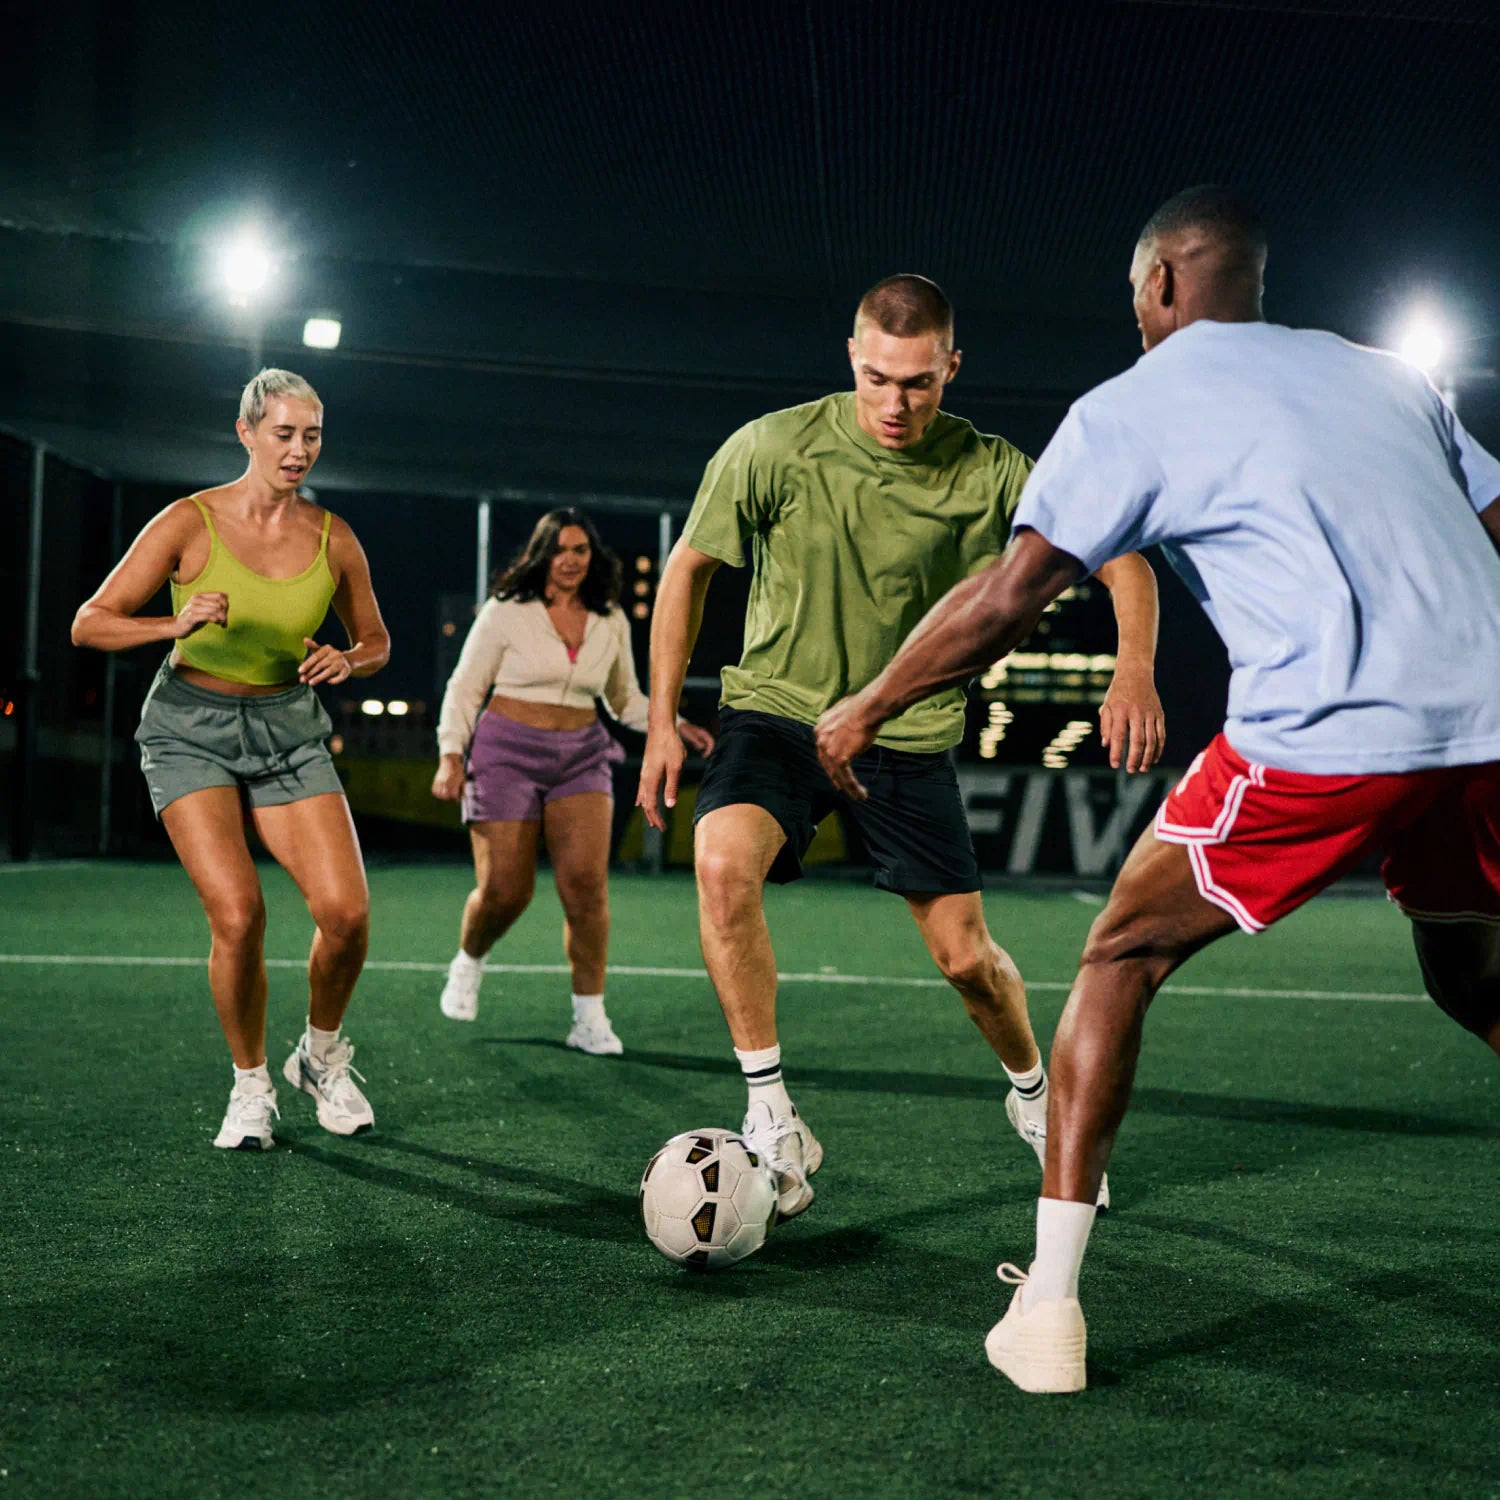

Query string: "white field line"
[[0, 861, 96, 875], [0, 952, 1427, 1003]]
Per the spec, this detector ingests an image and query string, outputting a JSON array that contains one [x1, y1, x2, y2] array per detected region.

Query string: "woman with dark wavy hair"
[[431, 508, 714, 1051]]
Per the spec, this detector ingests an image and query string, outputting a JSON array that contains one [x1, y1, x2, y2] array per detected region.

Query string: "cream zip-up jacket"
[[436, 597, 651, 756]]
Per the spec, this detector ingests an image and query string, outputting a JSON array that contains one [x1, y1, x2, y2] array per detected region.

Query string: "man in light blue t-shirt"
[[815, 185, 1500, 1395]]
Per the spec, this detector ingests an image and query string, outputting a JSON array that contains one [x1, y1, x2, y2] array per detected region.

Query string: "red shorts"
[[1154, 734, 1500, 933]]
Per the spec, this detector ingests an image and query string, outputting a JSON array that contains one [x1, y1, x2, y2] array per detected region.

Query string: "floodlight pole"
[[640, 510, 676, 875], [12, 443, 45, 861], [476, 494, 492, 609], [99, 481, 124, 854]]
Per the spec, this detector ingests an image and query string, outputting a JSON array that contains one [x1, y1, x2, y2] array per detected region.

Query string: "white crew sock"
[[1024, 1197, 1097, 1306], [233, 1062, 272, 1089], [735, 1043, 794, 1120], [1004, 1057, 1048, 1130], [453, 947, 486, 974], [307, 1023, 340, 1063], [572, 992, 606, 1022]]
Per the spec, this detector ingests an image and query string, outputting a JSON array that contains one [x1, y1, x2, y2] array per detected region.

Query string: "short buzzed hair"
[[1137, 185, 1267, 271], [239, 367, 322, 428], [854, 274, 954, 349]]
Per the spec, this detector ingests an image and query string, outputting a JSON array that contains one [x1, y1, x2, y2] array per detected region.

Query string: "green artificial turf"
[[2, 861, 1497, 1499]]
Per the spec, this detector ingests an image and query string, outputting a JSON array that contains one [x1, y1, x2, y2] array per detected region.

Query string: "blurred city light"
[[1395, 312, 1448, 375], [302, 317, 342, 349], [218, 229, 275, 304]]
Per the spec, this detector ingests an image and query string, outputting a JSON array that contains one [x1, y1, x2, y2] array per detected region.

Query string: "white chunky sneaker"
[[740, 1100, 823, 1222], [565, 1012, 624, 1056], [439, 954, 483, 1021], [282, 1035, 374, 1136], [1005, 1089, 1111, 1212], [213, 1074, 279, 1151], [985, 1264, 1088, 1394]]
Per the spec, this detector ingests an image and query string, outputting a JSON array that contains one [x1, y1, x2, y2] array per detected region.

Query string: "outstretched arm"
[[637, 540, 721, 831], [1093, 551, 1164, 772], [815, 529, 1081, 798]]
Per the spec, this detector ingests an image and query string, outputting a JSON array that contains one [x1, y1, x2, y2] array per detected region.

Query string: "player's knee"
[[208, 894, 266, 948], [314, 898, 369, 949], [935, 943, 995, 995], [694, 845, 761, 925], [1078, 908, 1179, 989], [556, 877, 607, 925], [478, 877, 533, 921]]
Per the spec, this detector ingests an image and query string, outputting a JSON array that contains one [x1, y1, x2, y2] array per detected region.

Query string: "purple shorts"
[[462, 713, 625, 824]]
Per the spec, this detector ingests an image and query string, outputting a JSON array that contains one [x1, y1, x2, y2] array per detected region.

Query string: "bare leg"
[[161, 787, 269, 1068], [1045, 830, 1237, 1204], [460, 820, 542, 958], [1410, 918, 1500, 1058], [907, 890, 1040, 1073], [693, 804, 788, 1049], [251, 793, 370, 1032], [543, 792, 614, 995]]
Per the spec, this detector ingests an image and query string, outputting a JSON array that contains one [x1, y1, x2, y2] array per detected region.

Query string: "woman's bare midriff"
[[487, 694, 597, 731], [169, 653, 297, 697]]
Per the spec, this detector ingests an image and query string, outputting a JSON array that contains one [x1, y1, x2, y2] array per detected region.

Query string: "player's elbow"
[[71, 602, 101, 649]]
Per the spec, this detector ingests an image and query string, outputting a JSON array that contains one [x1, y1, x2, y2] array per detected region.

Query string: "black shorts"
[[693, 707, 980, 894]]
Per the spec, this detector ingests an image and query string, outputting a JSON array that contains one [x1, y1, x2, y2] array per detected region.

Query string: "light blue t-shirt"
[[1013, 321, 1500, 774]]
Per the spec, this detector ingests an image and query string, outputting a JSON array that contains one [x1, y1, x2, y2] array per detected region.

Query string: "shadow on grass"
[[494, 1040, 1500, 1140]]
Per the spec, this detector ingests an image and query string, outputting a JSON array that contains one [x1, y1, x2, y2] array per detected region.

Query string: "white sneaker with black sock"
[[734, 1044, 822, 1221], [1003, 1061, 1110, 1211], [566, 993, 623, 1055], [440, 948, 485, 1021]]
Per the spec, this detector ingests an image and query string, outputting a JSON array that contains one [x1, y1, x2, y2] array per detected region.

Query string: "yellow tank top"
[[171, 498, 337, 686]]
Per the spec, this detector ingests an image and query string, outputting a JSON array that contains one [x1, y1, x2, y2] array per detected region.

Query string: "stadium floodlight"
[[1396, 312, 1448, 376], [386, 700, 410, 717], [360, 699, 385, 716], [303, 316, 342, 349], [218, 229, 275, 305]]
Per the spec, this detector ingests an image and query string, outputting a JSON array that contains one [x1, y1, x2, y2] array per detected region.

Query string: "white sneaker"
[[1005, 1089, 1111, 1211], [740, 1100, 823, 1222], [213, 1075, 279, 1151], [566, 1011, 624, 1056], [439, 954, 483, 1021], [282, 1035, 374, 1136], [985, 1263, 1087, 1394]]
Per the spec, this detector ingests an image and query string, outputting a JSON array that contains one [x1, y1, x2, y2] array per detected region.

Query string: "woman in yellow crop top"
[[72, 368, 391, 1153], [431, 508, 713, 1049]]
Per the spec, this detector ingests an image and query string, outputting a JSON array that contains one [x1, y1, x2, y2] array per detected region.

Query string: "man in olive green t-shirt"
[[638, 275, 1164, 1221]]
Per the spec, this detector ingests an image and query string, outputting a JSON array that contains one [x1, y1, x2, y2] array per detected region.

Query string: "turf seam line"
[[0, 952, 1428, 1001]]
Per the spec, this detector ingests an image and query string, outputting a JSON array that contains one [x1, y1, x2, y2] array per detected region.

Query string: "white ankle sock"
[[572, 992, 606, 1022], [453, 948, 485, 974], [1025, 1196, 1097, 1305], [1004, 1058, 1048, 1128], [233, 1062, 271, 1088], [307, 1023, 340, 1062], [735, 1043, 794, 1119]]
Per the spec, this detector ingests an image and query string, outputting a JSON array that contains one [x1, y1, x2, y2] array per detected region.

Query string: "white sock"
[[233, 1062, 271, 1089], [307, 1023, 340, 1062], [735, 1043, 794, 1120], [572, 992, 606, 1022], [1025, 1197, 1097, 1305], [453, 947, 485, 974], [1004, 1057, 1048, 1129]]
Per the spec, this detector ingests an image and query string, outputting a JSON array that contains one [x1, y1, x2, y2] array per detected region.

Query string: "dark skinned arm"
[[815, 529, 1082, 798]]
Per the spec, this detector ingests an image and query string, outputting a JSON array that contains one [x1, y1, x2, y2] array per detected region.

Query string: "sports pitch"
[[3, 862, 1496, 1498]]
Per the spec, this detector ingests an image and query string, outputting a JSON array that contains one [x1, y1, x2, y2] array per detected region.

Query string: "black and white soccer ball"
[[640, 1128, 778, 1270]]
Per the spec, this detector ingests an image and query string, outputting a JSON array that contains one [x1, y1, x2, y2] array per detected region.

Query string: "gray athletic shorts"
[[135, 658, 344, 817]]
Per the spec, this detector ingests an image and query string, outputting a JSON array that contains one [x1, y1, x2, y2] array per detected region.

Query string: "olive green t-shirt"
[[681, 392, 1034, 752]]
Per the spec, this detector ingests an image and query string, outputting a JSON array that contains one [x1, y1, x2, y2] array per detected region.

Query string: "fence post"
[[12, 443, 45, 860]]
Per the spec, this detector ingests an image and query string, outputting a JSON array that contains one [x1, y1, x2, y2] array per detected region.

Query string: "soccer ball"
[[640, 1128, 778, 1270]]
